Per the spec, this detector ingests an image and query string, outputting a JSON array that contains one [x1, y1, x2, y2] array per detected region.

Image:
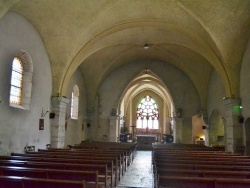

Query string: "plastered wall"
[[0, 12, 52, 155]]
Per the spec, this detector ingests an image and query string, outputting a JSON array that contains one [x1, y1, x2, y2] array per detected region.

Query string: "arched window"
[[71, 85, 79, 119], [10, 57, 23, 105], [9, 50, 33, 110], [136, 95, 159, 129]]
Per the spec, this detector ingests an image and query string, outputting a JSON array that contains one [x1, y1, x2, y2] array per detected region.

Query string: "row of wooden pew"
[[152, 143, 250, 188], [0, 141, 137, 188]]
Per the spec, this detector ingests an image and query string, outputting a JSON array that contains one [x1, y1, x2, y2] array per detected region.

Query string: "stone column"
[[109, 116, 119, 142], [50, 97, 70, 148], [173, 118, 183, 143], [224, 98, 244, 154]]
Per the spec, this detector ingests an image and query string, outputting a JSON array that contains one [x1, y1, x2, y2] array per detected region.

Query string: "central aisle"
[[117, 151, 154, 188]]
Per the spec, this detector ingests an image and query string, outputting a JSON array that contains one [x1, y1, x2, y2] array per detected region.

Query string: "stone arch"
[[60, 21, 231, 101], [208, 109, 225, 146], [117, 69, 174, 141]]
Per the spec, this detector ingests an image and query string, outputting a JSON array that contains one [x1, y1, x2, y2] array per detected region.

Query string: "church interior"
[[0, 1, 250, 187]]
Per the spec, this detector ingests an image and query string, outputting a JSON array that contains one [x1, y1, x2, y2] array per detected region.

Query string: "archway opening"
[[209, 110, 225, 147], [117, 69, 174, 144]]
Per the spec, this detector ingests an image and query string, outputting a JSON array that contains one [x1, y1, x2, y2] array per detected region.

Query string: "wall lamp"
[[41, 107, 49, 118], [223, 97, 229, 100]]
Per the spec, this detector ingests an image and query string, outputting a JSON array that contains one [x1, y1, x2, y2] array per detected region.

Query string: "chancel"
[[135, 95, 160, 149], [0, 1, 250, 188]]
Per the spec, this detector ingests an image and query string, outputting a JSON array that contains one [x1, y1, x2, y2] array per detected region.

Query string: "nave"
[[117, 151, 153, 188]]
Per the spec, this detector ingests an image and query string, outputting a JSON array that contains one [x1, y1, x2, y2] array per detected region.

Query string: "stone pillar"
[[173, 118, 183, 143], [109, 116, 119, 142], [224, 98, 244, 154], [50, 97, 70, 148]]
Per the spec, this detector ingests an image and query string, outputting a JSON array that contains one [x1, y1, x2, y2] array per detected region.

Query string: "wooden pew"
[[0, 142, 135, 187], [35, 148, 130, 170], [17, 150, 127, 174], [0, 176, 86, 188], [23, 162, 110, 187], [0, 175, 25, 188], [0, 166, 99, 188], [153, 156, 250, 163], [0, 161, 110, 187], [155, 163, 250, 172], [156, 168, 250, 179], [74, 141, 137, 163], [152, 143, 224, 151], [158, 175, 215, 188], [215, 178, 250, 188], [153, 149, 231, 155], [38, 142, 135, 169], [153, 151, 246, 157], [0, 155, 119, 185], [154, 158, 250, 166], [158, 176, 250, 188], [0, 156, 118, 175], [153, 143, 250, 188], [0, 159, 115, 187]]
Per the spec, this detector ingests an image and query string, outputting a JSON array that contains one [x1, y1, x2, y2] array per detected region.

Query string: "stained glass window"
[[10, 57, 23, 105], [136, 95, 159, 129]]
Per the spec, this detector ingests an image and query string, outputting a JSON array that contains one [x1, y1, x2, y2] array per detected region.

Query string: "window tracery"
[[136, 95, 159, 129]]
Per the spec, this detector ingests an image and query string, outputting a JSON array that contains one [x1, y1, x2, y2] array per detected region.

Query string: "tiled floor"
[[117, 151, 154, 188]]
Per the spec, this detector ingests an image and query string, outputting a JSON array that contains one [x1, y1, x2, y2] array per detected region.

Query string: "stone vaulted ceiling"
[[1, 0, 250, 108]]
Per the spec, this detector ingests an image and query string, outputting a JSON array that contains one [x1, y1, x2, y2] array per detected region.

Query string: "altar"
[[136, 135, 157, 150]]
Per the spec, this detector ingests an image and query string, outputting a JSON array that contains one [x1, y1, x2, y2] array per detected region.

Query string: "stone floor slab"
[[117, 151, 153, 188]]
